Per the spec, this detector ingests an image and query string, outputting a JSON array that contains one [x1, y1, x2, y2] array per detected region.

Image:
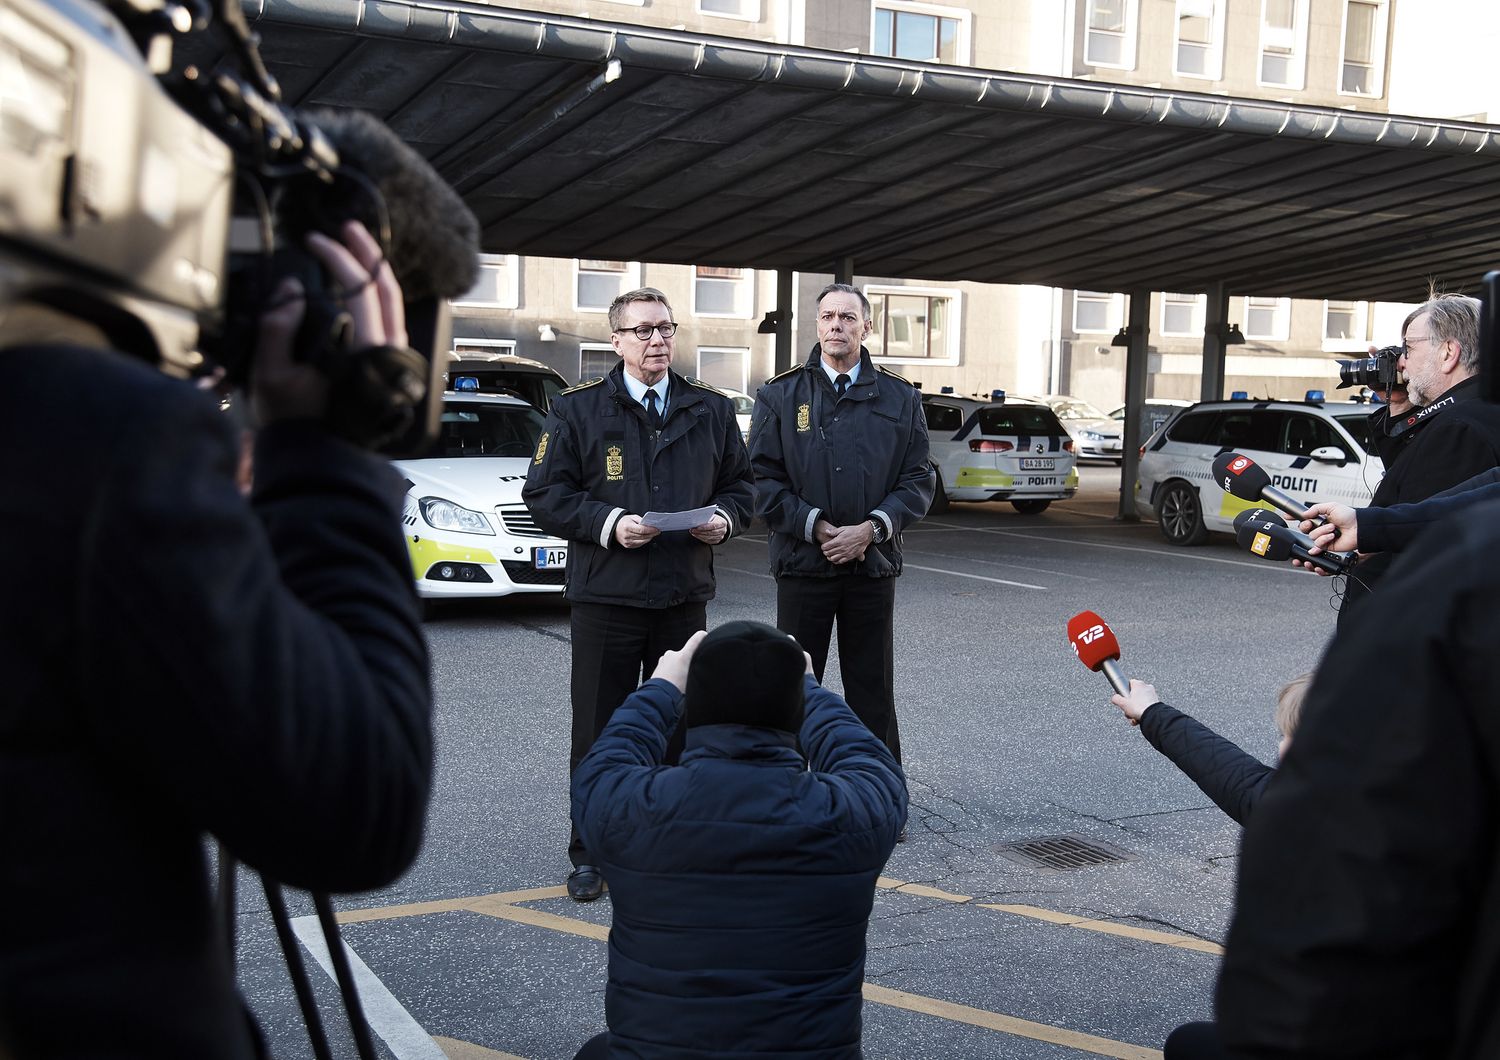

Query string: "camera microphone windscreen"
[[1211, 451, 1308, 520], [1066, 610, 1128, 695]]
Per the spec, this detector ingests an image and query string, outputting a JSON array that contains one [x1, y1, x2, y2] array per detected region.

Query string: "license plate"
[[1019, 458, 1055, 470], [533, 546, 568, 570]]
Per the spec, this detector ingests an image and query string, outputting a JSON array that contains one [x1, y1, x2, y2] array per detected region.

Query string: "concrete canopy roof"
[[225, 0, 1500, 303]]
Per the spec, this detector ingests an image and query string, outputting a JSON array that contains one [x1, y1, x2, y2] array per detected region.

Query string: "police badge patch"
[[606, 444, 624, 481], [796, 403, 811, 432], [533, 432, 549, 464]]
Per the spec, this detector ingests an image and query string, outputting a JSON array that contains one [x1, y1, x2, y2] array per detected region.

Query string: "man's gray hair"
[[609, 287, 674, 331], [1404, 292, 1481, 372], [816, 282, 872, 322]]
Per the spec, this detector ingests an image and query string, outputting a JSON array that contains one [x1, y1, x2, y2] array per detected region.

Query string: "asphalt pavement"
[[232, 466, 1344, 1059]]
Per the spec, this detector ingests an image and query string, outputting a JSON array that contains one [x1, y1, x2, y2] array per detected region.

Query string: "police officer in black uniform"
[[523, 287, 754, 901], [749, 282, 933, 773]]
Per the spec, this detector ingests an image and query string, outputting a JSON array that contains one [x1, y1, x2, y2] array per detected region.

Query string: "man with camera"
[[3, 195, 438, 1060], [1333, 292, 1500, 618]]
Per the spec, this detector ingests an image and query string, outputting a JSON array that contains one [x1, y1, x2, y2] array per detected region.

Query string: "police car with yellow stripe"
[[1135, 393, 1384, 545], [923, 390, 1079, 513], [393, 386, 569, 603]]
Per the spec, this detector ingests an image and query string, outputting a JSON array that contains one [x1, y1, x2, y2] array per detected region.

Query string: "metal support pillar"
[[1117, 289, 1151, 521], [1202, 281, 1229, 402], [833, 256, 854, 286], [773, 268, 795, 376]]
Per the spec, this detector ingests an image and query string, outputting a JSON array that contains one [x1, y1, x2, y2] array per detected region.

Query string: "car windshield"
[[427, 402, 546, 458], [732, 395, 755, 415], [977, 407, 1065, 435], [1050, 399, 1109, 421]]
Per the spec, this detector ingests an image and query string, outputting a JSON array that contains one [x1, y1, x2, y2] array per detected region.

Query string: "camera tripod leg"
[[263, 878, 337, 1060], [313, 891, 380, 1060]]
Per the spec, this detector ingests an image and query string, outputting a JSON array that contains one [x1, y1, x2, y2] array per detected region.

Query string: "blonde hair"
[[1275, 672, 1313, 740]]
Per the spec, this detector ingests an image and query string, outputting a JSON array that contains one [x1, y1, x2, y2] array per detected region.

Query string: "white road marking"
[[903, 563, 1048, 590], [291, 914, 448, 1060]]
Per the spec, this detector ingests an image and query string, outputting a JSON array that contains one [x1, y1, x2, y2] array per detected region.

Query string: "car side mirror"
[[1309, 445, 1350, 466]]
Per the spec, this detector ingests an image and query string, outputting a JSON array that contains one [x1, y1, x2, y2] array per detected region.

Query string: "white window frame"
[[1083, 0, 1138, 71], [1173, 0, 1226, 82], [1257, 0, 1309, 90], [1160, 292, 1205, 338], [864, 284, 961, 366], [1243, 295, 1291, 341], [573, 259, 642, 313], [695, 346, 751, 393], [1322, 299, 1369, 352], [451, 337, 517, 359], [692, 265, 756, 319], [1337, 0, 1389, 99], [870, 0, 972, 66], [696, 0, 760, 22], [450, 254, 520, 309], [1072, 290, 1124, 335], [578, 342, 618, 384]]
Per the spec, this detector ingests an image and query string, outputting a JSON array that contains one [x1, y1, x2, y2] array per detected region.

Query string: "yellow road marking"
[[980, 904, 1224, 955], [863, 984, 1161, 1060], [877, 876, 975, 903], [434, 1037, 528, 1060]]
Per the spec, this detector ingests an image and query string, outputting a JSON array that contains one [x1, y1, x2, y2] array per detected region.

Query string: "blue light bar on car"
[[1231, 390, 1249, 400], [454, 376, 480, 391], [991, 389, 1006, 402], [1305, 389, 1325, 401]]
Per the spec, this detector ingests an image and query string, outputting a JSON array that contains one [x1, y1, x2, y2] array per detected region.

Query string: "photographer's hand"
[[253, 221, 405, 424], [1291, 502, 1359, 575], [651, 629, 709, 693], [1109, 679, 1159, 728]]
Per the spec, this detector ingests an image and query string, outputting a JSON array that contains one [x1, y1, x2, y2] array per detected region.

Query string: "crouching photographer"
[[0, 0, 479, 1054]]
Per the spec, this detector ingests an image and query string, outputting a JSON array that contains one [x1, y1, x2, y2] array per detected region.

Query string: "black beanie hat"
[[684, 621, 806, 733]]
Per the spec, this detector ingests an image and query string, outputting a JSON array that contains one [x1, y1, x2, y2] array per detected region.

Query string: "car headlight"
[[1080, 430, 1102, 440], [419, 497, 495, 535]]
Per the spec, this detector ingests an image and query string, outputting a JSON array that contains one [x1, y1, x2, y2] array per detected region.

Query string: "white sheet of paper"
[[641, 506, 717, 532]]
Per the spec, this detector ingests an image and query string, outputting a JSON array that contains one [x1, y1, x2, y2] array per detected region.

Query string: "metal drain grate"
[[995, 833, 1136, 871]]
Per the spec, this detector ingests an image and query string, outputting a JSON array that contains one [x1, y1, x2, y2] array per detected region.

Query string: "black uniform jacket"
[[522, 363, 754, 609], [0, 345, 433, 1059], [749, 346, 933, 578], [1218, 497, 1500, 1059], [1138, 702, 1274, 827], [1348, 376, 1500, 603]]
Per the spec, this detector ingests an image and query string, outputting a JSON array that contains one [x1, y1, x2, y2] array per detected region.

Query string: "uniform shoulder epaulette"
[[765, 365, 803, 384], [686, 377, 731, 398], [559, 377, 605, 395], [876, 364, 912, 385]]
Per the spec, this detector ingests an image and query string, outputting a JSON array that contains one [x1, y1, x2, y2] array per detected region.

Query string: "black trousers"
[[1164, 1021, 1226, 1059], [775, 574, 900, 762], [567, 600, 706, 866]]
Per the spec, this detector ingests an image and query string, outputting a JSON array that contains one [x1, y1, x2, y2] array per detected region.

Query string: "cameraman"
[[0, 221, 433, 1058], [1335, 293, 1500, 619]]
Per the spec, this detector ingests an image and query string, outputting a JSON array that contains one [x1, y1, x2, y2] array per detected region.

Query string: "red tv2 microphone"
[[1067, 610, 1128, 696], [1211, 452, 1312, 521]]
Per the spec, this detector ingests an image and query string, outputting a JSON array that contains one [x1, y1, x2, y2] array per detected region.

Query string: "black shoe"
[[896, 826, 908, 844], [567, 865, 605, 902]]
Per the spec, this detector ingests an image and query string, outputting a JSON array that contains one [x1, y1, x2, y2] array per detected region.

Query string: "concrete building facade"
[[449, 1, 1492, 410]]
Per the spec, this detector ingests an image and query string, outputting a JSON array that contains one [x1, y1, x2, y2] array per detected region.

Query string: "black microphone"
[[1211, 452, 1312, 521], [1232, 508, 1353, 575]]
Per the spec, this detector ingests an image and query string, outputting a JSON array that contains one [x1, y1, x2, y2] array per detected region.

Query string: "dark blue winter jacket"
[[572, 675, 907, 1059]]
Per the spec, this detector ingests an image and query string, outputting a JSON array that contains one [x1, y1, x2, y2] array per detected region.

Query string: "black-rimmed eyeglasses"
[[614, 322, 677, 341]]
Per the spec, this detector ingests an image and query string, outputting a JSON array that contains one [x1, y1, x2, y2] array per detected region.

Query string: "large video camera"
[[1335, 344, 1405, 394], [0, 0, 478, 454]]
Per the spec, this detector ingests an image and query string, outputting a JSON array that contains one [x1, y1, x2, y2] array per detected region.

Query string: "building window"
[[1161, 292, 1204, 338], [696, 347, 750, 393], [698, 0, 759, 19], [1174, 0, 1225, 81], [1073, 290, 1120, 334], [452, 338, 517, 358], [1244, 296, 1290, 340], [1258, 0, 1307, 89], [451, 254, 519, 309], [574, 259, 641, 312], [866, 286, 960, 363], [871, 2, 970, 65], [578, 343, 617, 383], [1339, 0, 1388, 97], [1084, 0, 1137, 70], [1323, 299, 1368, 351], [693, 266, 754, 318]]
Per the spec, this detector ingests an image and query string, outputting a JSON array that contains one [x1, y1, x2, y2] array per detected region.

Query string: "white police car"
[[1135, 394, 1385, 545], [393, 390, 569, 601], [923, 392, 1079, 513]]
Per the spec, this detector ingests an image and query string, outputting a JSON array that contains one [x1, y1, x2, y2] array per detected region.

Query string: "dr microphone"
[[1211, 452, 1312, 521], [1067, 610, 1129, 696]]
